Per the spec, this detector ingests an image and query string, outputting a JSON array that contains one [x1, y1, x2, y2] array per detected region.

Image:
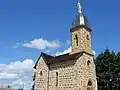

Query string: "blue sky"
[[0, 0, 120, 63], [0, 0, 120, 89]]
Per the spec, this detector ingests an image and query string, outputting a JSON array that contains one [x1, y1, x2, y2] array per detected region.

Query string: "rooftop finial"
[[77, 0, 82, 14]]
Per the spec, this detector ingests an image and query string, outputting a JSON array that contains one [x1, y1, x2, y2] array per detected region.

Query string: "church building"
[[34, 0, 97, 90]]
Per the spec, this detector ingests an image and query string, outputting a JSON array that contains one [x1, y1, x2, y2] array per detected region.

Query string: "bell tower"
[[70, 0, 93, 55]]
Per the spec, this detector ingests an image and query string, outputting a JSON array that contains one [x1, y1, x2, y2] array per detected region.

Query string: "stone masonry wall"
[[34, 57, 49, 90], [83, 53, 96, 88], [71, 28, 92, 55], [74, 53, 96, 90], [49, 59, 77, 90], [34, 53, 97, 90]]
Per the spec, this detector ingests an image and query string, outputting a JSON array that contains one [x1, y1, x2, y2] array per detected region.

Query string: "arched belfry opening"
[[75, 35, 78, 46], [87, 80, 92, 90]]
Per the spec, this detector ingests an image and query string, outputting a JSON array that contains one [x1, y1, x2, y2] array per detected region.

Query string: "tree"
[[114, 52, 120, 89], [7, 85, 12, 88], [96, 49, 119, 90]]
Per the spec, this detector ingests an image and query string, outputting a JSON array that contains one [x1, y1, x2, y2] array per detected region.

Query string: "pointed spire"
[[77, 0, 82, 14]]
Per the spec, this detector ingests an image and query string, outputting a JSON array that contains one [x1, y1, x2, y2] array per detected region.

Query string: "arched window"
[[86, 34, 91, 50], [75, 35, 78, 46], [56, 72, 58, 87], [87, 80, 92, 90], [40, 71, 43, 76], [87, 60, 91, 67], [87, 35, 89, 40]]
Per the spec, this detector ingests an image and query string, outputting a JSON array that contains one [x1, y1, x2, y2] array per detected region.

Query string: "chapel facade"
[[34, 1, 97, 90]]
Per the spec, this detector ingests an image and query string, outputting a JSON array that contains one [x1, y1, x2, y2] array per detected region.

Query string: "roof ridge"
[[41, 52, 54, 57], [55, 53, 70, 57]]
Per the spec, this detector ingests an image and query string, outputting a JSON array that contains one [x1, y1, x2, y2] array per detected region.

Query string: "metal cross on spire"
[[77, 0, 82, 14]]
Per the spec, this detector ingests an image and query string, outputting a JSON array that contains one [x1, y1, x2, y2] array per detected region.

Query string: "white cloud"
[[56, 47, 96, 56], [22, 38, 61, 50], [92, 50, 96, 55], [0, 73, 18, 80], [56, 47, 72, 56], [0, 59, 35, 90]]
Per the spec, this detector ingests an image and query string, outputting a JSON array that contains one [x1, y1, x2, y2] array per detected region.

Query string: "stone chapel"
[[34, 0, 97, 90]]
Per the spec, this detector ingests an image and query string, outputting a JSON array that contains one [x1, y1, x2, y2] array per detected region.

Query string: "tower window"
[[56, 72, 58, 87], [75, 35, 78, 46], [40, 71, 43, 76], [87, 35, 89, 40]]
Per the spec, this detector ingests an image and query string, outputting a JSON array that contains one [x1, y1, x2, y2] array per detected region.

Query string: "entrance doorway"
[[87, 80, 92, 90]]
